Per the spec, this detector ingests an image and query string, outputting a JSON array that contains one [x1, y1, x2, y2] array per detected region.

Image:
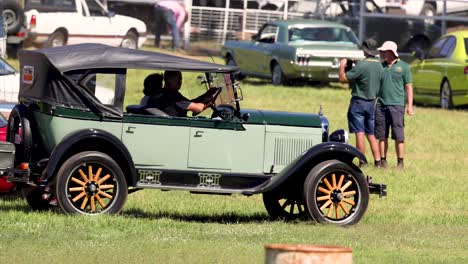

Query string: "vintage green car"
[[4, 44, 386, 226], [411, 30, 468, 109], [221, 19, 364, 85]]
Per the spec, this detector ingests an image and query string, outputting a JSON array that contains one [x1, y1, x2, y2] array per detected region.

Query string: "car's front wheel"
[[440, 80, 453, 109], [304, 160, 369, 226], [56, 151, 128, 215], [263, 191, 307, 220]]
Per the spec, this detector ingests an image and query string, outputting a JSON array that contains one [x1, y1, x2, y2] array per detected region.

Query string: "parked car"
[[306, 0, 442, 53], [1, 0, 29, 58], [0, 55, 19, 101], [3, 43, 386, 225], [23, 0, 147, 49], [385, 0, 468, 17], [222, 19, 364, 85], [410, 30, 468, 109]]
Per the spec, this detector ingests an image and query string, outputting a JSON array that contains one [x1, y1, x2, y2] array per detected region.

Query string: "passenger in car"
[[146, 70, 216, 117], [140, 73, 164, 105]]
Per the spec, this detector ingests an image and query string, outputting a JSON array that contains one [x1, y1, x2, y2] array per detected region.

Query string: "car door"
[[121, 116, 191, 169], [78, 0, 120, 46], [250, 24, 279, 75]]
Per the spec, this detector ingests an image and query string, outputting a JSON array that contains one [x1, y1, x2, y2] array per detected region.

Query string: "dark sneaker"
[[374, 160, 382, 168], [380, 159, 388, 168], [359, 160, 367, 167], [397, 160, 404, 170]]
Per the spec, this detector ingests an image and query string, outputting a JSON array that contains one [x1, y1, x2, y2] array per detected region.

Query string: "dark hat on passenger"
[[361, 39, 379, 56]]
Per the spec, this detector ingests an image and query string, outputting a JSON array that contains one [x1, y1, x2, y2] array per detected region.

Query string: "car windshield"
[[288, 26, 359, 44], [465, 38, 468, 55], [206, 73, 237, 109], [0, 57, 16, 76]]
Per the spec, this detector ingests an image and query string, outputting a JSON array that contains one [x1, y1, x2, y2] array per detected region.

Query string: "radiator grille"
[[273, 137, 314, 166]]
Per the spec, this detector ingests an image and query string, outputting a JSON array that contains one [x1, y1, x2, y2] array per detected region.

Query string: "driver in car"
[[146, 70, 219, 117]]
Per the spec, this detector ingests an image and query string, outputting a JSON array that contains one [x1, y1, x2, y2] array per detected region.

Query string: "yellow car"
[[411, 30, 468, 109]]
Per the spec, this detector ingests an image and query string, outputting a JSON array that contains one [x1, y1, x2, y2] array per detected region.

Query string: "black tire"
[[226, 56, 245, 80], [21, 186, 52, 211], [2, 0, 25, 35], [46, 30, 67, 48], [304, 160, 369, 226], [271, 63, 285, 86], [263, 190, 307, 220], [7, 104, 33, 165], [56, 151, 128, 215], [440, 80, 453, 109], [121, 31, 138, 49]]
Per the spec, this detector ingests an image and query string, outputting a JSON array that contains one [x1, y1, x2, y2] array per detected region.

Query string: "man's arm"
[[405, 84, 414, 116], [339, 58, 348, 83]]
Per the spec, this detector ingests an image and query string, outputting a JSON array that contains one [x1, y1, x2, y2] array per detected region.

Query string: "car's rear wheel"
[[47, 30, 67, 48], [440, 80, 453, 109], [263, 191, 307, 220], [7, 105, 33, 164], [21, 186, 52, 211], [271, 63, 285, 86], [56, 151, 128, 215], [304, 160, 369, 226], [121, 31, 138, 49]]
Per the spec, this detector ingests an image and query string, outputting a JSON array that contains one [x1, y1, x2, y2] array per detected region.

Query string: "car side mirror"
[[233, 82, 244, 101], [107, 11, 116, 18]]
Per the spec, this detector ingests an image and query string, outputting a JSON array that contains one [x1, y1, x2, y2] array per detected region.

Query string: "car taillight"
[[30, 15, 36, 28], [464, 66, 468, 75], [16, 31, 26, 37]]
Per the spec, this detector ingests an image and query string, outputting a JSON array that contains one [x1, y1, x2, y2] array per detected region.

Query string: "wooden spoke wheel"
[[263, 191, 307, 220], [304, 160, 369, 226], [56, 151, 127, 215]]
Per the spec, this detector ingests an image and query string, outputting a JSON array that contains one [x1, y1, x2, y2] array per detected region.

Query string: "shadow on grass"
[[122, 208, 274, 224]]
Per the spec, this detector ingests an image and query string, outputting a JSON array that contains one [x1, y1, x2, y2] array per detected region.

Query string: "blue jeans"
[[153, 6, 179, 49], [347, 97, 376, 135]]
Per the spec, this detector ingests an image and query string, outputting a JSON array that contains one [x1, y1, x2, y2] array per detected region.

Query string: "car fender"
[[42, 128, 137, 187], [254, 142, 366, 194]]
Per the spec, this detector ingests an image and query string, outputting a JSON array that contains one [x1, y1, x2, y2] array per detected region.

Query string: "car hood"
[[241, 109, 323, 128], [292, 43, 365, 60]]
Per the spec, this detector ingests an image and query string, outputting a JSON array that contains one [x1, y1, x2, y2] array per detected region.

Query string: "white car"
[[384, 0, 468, 16], [24, 0, 147, 49]]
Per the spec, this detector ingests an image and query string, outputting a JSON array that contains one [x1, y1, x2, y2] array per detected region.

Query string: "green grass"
[[1, 49, 467, 263]]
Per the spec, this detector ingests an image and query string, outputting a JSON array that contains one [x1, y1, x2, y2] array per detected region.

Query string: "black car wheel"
[[56, 151, 128, 215], [271, 63, 285, 86], [304, 160, 369, 226], [2, 0, 25, 35], [7, 105, 33, 164], [263, 191, 307, 220], [440, 80, 453, 109], [46, 31, 67, 48], [121, 31, 138, 49], [21, 186, 52, 211]]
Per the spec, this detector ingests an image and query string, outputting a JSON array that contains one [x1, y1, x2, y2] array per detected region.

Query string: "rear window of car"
[[465, 38, 468, 55]]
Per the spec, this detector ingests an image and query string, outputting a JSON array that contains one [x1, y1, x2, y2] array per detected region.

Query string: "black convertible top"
[[18, 44, 237, 118], [19, 43, 237, 73]]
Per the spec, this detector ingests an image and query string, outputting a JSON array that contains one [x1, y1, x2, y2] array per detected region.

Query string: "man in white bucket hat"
[[375, 41, 414, 169]]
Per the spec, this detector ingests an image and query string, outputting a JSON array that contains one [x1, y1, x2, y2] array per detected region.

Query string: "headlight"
[[329, 129, 349, 143]]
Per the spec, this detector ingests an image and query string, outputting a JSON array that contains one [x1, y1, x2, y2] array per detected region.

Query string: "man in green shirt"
[[376, 41, 414, 169], [339, 40, 382, 167]]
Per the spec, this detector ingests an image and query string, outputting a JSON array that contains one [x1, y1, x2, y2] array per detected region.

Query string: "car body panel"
[[411, 30, 468, 107], [222, 19, 363, 83], [24, 0, 147, 48]]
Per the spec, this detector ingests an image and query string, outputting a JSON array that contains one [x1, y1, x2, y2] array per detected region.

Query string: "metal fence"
[[186, 0, 468, 47]]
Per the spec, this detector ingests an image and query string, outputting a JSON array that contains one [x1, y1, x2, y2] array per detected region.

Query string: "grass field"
[[0, 48, 467, 263]]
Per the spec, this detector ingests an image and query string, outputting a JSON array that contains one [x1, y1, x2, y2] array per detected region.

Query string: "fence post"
[[242, 0, 247, 40], [221, 0, 230, 44], [184, 0, 191, 49], [283, 0, 288, 20], [358, 0, 365, 43]]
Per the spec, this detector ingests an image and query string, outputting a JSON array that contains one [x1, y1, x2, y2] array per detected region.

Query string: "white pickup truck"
[[24, 0, 147, 49]]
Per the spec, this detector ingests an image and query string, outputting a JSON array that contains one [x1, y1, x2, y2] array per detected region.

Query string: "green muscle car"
[[222, 19, 364, 85]]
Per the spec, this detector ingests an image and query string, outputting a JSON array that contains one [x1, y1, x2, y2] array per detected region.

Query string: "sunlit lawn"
[[0, 45, 467, 263]]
